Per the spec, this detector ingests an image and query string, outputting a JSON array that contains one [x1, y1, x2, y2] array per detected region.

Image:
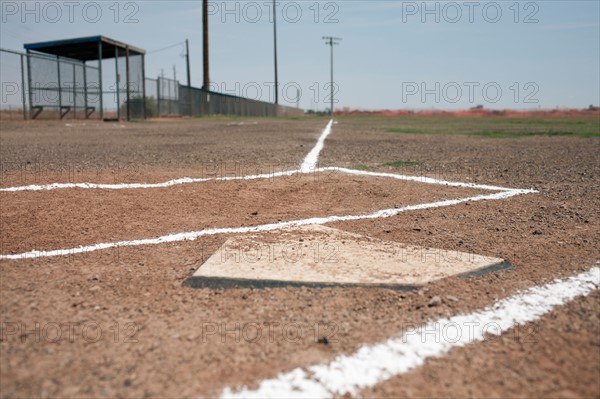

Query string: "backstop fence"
[[1, 48, 303, 120]]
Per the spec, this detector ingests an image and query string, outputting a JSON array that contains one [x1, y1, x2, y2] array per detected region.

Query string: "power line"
[[147, 42, 185, 55]]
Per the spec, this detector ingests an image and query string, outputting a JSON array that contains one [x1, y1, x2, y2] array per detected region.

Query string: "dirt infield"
[[1, 116, 599, 398]]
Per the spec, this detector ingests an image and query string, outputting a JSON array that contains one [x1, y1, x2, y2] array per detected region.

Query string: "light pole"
[[185, 38, 191, 87], [273, 0, 279, 104], [202, 0, 210, 90], [322, 36, 341, 116]]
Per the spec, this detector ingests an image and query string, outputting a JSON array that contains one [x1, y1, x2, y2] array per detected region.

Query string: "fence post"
[[72, 63, 76, 119], [25, 50, 34, 119], [168, 79, 172, 116], [98, 40, 103, 120], [141, 54, 146, 119], [115, 47, 120, 120], [20, 54, 26, 120], [57, 56, 63, 119], [157, 78, 161, 117], [83, 62, 88, 119], [125, 46, 130, 121]]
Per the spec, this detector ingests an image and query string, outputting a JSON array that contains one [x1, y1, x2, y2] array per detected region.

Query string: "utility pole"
[[185, 39, 191, 87], [273, 0, 279, 104], [322, 36, 341, 117], [202, 0, 210, 90]]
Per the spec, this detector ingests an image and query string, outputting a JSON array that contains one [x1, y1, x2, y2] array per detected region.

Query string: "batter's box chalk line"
[[0, 119, 537, 260], [219, 264, 599, 399]]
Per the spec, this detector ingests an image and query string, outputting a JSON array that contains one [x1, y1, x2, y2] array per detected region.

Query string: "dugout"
[[24, 35, 146, 121]]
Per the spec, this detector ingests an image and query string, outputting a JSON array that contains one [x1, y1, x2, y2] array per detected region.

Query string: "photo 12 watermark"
[[1, 321, 139, 344], [217, 241, 339, 265], [0, 160, 142, 185], [401, 81, 540, 105], [1, 1, 140, 24], [198, 321, 339, 344], [399, 1, 540, 24], [400, 320, 539, 345], [205, 80, 339, 107], [206, 1, 340, 24]]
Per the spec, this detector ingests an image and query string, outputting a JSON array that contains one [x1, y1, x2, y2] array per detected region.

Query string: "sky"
[[1, 0, 599, 111]]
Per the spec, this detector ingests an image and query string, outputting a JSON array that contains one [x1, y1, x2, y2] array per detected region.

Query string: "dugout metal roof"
[[24, 35, 145, 61]]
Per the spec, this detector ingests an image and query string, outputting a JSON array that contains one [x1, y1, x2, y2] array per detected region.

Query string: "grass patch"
[[387, 128, 581, 138], [469, 131, 577, 138], [579, 131, 600, 138], [149, 114, 599, 138], [386, 128, 429, 134], [353, 164, 370, 170], [343, 115, 598, 139], [382, 160, 423, 167]]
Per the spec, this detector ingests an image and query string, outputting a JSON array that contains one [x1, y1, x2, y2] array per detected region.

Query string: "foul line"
[[0, 120, 335, 193], [0, 120, 533, 194], [1, 189, 529, 260], [220, 265, 600, 398], [300, 119, 333, 173], [0, 170, 303, 192]]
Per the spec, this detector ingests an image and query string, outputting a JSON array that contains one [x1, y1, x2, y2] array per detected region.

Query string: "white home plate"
[[184, 225, 510, 290]]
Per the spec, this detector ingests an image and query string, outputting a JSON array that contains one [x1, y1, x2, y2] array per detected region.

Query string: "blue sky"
[[1, 0, 599, 110]]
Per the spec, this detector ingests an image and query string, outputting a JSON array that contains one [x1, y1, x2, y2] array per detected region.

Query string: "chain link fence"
[[0, 49, 28, 120], [28, 50, 100, 119], [2, 47, 303, 120]]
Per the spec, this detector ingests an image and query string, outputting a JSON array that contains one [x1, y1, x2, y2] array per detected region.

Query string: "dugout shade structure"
[[24, 35, 146, 120]]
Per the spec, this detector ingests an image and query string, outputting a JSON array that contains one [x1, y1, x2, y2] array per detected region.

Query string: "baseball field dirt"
[[1, 114, 598, 398]]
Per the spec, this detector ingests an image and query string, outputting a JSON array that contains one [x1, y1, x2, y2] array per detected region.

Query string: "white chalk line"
[[0, 166, 533, 194], [0, 170, 303, 192], [220, 265, 600, 398], [323, 167, 530, 192], [300, 119, 333, 173], [0, 119, 537, 260], [0, 120, 334, 193], [1, 189, 527, 260], [0, 119, 533, 194]]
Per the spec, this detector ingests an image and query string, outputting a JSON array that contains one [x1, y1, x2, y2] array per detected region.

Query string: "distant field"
[[338, 115, 600, 138]]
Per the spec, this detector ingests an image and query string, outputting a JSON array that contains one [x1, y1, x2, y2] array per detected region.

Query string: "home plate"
[[183, 225, 511, 290]]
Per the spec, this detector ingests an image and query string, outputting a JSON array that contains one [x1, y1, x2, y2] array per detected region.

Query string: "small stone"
[[89, 285, 101, 292], [317, 337, 330, 345], [428, 296, 442, 307], [446, 295, 459, 302], [532, 230, 543, 235]]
